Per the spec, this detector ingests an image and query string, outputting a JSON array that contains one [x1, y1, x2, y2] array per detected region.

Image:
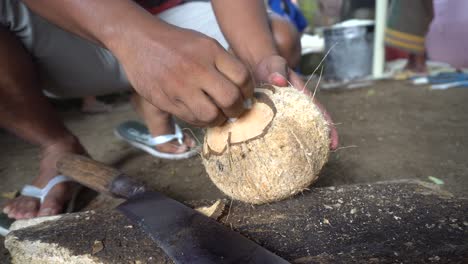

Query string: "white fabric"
[[20, 175, 71, 203], [158, 2, 229, 49]]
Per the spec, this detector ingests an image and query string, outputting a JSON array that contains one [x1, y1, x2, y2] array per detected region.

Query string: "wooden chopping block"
[[5, 180, 468, 263]]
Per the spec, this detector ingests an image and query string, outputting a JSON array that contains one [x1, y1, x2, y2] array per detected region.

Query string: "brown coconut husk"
[[202, 85, 329, 204]]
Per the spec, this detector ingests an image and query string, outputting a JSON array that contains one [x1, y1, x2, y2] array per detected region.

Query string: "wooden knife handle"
[[56, 154, 147, 199]]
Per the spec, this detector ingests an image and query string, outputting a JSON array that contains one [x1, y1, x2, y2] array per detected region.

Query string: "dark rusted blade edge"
[[117, 191, 289, 264]]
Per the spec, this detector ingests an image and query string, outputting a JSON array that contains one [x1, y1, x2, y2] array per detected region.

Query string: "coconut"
[[202, 85, 330, 204]]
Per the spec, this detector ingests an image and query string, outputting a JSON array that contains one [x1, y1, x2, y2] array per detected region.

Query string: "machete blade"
[[118, 192, 289, 264]]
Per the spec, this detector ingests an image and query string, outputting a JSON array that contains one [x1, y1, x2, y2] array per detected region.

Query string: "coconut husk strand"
[[202, 85, 329, 204]]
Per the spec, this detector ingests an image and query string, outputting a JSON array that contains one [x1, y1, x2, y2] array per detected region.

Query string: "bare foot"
[[2, 136, 86, 220], [405, 53, 427, 73], [131, 94, 197, 155], [81, 96, 112, 114], [149, 113, 197, 154]]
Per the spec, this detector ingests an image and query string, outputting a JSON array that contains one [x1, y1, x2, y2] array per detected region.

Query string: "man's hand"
[[116, 26, 254, 127], [212, 1, 337, 148], [254, 55, 339, 150], [21, 0, 254, 127]]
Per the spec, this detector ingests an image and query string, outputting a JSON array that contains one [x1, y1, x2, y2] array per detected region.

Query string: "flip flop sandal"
[[114, 120, 199, 160], [0, 175, 81, 236]]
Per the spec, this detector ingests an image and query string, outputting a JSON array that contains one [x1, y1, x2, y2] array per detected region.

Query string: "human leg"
[[158, 2, 301, 71], [406, 53, 427, 73], [0, 25, 86, 219], [385, 0, 434, 73], [269, 13, 302, 69], [130, 94, 196, 154], [2, 0, 196, 164]]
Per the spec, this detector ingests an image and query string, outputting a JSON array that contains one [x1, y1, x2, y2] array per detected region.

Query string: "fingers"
[[215, 51, 254, 100], [254, 55, 290, 86], [246, 52, 339, 149], [265, 56, 289, 86], [171, 50, 252, 125], [329, 126, 339, 150], [140, 85, 219, 127], [269, 72, 289, 87], [183, 90, 227, 127], [159, 84, 228, 127], [202, 70, 246, 118]]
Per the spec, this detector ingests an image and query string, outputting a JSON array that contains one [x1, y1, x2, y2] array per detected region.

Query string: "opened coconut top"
[[204, 91, 276, 155]]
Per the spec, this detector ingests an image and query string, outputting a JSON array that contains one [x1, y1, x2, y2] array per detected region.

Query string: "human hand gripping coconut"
[[202, 55, 338, 204]]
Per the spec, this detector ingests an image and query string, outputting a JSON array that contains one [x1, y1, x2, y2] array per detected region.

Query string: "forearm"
[[211, 0, 278, 68], [21, 0, 166, 53]]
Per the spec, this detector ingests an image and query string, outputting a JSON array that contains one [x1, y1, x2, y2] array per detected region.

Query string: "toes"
[[183, 132, 197, 148], [37, 206, 60, 217], [38, 186, 71, 217], [6, 205, 16, 218], [3, 137, 85, 220], [3, 204, 11, 214], [18, 199, 40, 219], [169, 143, 189, 154], [155, 141, 188, 154], [153, 131, 198, 155], [38, 196, 63, 217], [6, 197, 40, 219]]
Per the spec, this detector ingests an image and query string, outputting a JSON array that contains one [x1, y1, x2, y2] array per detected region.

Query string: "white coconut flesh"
[[202, 85, 330, 204]]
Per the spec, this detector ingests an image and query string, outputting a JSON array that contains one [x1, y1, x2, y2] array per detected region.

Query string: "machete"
[[57, 154, 289, 264]]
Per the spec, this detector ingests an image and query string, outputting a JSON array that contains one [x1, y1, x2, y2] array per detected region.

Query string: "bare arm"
[[21, 0, 253, 126], [21, 0, 160, 50], [212, 0, 339, 149], [211, 0, 278, 69]]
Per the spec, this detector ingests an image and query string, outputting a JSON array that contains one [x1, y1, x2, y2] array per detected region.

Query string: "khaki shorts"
[[0, 0, 228, 98]]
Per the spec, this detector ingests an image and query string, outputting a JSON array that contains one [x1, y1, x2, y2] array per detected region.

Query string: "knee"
[[270, 15, 302, 68]]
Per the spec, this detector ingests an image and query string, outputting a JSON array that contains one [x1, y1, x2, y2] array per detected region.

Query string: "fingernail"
[[228, 118, 237, 123], [3, 207, 10, 214], [243, 99, 253, 109], [269, 72, 288, 87]]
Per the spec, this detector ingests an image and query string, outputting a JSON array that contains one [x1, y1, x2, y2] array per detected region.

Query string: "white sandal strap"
[[147, 124, 184, 146], [20, 175, 72, 204]]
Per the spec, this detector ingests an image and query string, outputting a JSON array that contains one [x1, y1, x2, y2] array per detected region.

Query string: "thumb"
[[266, 56, 289, 87], [268, 72, 289, 87], [255, 55, 289, 87]]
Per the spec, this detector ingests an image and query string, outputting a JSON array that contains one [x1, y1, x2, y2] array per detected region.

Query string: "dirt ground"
[[1, 80, 468, 262]]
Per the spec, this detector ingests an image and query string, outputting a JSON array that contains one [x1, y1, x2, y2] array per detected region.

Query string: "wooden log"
[[5, 180, 468, 263]]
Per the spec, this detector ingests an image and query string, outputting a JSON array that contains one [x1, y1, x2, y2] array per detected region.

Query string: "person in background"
[[385, 0, 434, 74], [426, 0, 468, 70], [267, 0, 307, 70], [268, 0, 308, 33], [316, 0, 343, 27]]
